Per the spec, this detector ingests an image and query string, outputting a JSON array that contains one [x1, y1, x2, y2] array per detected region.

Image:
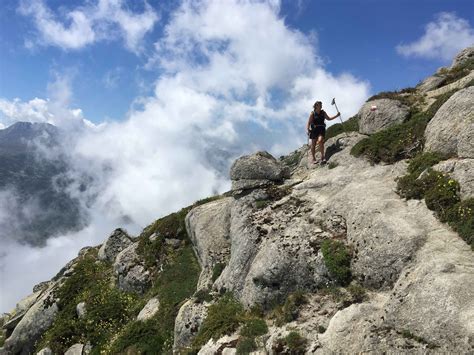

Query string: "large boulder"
[[98, 228, 133, 262], [64, 343, 84, 355], [416, 75, 446, 92], [185, 198, 232, 290], [358, 99, 410, 135], [1, 288, 58, 354], [136, 297, 160, 321], [113, 242, 151, 294], [424, 87, 474, 158], [173, 300, 209, 351], [230, 151, 290, 191]]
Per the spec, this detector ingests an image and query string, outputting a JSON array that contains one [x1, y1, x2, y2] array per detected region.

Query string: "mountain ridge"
[[0, 46, 473, 354]]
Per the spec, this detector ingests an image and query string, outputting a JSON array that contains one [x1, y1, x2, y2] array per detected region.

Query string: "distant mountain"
[[0, 122, 87, 246]]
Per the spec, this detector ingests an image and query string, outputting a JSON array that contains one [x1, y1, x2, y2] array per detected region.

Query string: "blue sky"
[[1, 0, 473, 125]]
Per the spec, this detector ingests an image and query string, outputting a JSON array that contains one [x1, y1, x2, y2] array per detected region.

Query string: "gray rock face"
[[113, 242, 151, 294], [36, 347, 53, 355], [358, 99, 410, 135], [98, 228, 133, 262], [451, 46, 474, 68], [416, 75, 446, 92], [76, 302, 86, 319], [230, 151, 290, 191], [424, 86, 474, 158], [2, 288, 58, 354], [173, 300, 209, 351], [137, 297, 160, 321], [185, 198, 232, 290], [64, 343, 84, 355], [433, 158, 474, 198]]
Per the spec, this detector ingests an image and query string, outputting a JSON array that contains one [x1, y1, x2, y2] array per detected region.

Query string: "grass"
[[236, 337, 257, 354], [211, 262, 226, 282], [366, 88, 417, 107], [192, 293, 244, 348], [36, 250, 139, 353], [240, 318, 268, 337], [280, 149, 303, 170], [325, 115, 359, 140], [271, 291, 307, 326], [321, 240, 352, 286], [397, 155, 473, 249], [109, 244, 200, 353], [194, 289, 213, 303], [437, 58, 474, 86], [351, 87, 458, 165]]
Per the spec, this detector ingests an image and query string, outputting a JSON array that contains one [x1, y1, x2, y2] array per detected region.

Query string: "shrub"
[[240, 318, 268, 337], [347, 283, 367, 303], [280, 150, 303, 170], [193, 294, 244, 347], [195, 289, 213, 303], [212, 262, 226, 282], [37, 251, 139, 353], [438, 58, 474, 86], [236, 337, 257, 354], [406, 152, 446, 176], [366, 89, 417, 107], [325, 115, 359, 140], [110, 245, 200, 353], [275, 332, 307, 354], [317, 325, 326, 333], [272, 291, 307, 326], [328, 162, 338, 169], [351, 111, 429, 164], [445, 199, 474, 248], [321, 240, 352, 286], [425, 90, 457, 120], [424, 173, 460, 220]]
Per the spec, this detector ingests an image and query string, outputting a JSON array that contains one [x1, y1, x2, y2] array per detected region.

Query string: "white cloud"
[[396, 12, 474, 61], [18, 0, 159, 53], [1, 0, 371, 312]]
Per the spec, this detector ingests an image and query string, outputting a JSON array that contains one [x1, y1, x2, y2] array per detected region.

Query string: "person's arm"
[[306, 112, 314, 132], [325, 111, 341, 120]]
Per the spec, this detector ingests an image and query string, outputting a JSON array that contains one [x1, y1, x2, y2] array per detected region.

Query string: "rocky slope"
[[1, 47, 473, 355]]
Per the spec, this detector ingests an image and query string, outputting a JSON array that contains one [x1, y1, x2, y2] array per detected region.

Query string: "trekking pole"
[[331, 98, 349, 138]]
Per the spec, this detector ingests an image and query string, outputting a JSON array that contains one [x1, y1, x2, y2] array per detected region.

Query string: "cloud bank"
[[396, 12, 474, 62], [1, 0, 370, 312], [18, 0, 159, 52]]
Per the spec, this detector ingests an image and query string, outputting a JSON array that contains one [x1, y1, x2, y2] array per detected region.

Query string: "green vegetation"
[[437, 58, 474, 86], [275, 331, 307, 354], [37, 250, 139, 353], [366, 88, 417, 106], [254, 185, 292, 210], [110, 245, 200, 353], [317, 325, 326, 333], [271, 291, 307, 326], [325, 115, 359, 140], [397, 154, 473, 249], [194, 289, 213, 303], [240, 318, 268, 337], [328, 162, 338, 169], [400, 329, 437, 348], [0, 332, 5, 347], [351, 88, 457, 165], [351, 111, 428, 164], [236, 337, 257, 354], [212, 262, 226, 282], [321, 240, 352, 286], [347, 283, 368, 303], [444, 199, 474, 248], [193, 294, 244, 347]]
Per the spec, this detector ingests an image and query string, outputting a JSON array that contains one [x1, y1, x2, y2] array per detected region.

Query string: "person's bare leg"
[[318, 136, 325, 161], [310, 139, 317, 162]]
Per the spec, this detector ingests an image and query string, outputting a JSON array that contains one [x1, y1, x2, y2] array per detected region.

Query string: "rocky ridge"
[[0, 46, 473, 354]]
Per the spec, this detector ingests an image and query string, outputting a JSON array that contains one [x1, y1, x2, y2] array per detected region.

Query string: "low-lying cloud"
[[396, 12, 474, 62], [0, 0, 370, 312]]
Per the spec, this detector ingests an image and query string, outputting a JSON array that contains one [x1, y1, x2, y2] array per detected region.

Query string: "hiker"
[[306, 100, 340, 164]]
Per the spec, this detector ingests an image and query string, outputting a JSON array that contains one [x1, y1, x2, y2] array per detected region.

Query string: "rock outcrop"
[[98, 228, 133, 262], [424, 86, 474, 158], [113, 242, 151, 294], [358, 98, 410, 135]]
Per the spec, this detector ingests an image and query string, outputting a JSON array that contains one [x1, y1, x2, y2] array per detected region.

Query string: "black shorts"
[[309, 126, 325, 139]]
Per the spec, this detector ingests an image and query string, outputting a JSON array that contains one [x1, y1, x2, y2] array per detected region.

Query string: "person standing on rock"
[[306, 100, 340, 164]]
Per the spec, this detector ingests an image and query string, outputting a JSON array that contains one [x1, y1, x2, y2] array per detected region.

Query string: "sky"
[[0, 0, 473, 312]]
